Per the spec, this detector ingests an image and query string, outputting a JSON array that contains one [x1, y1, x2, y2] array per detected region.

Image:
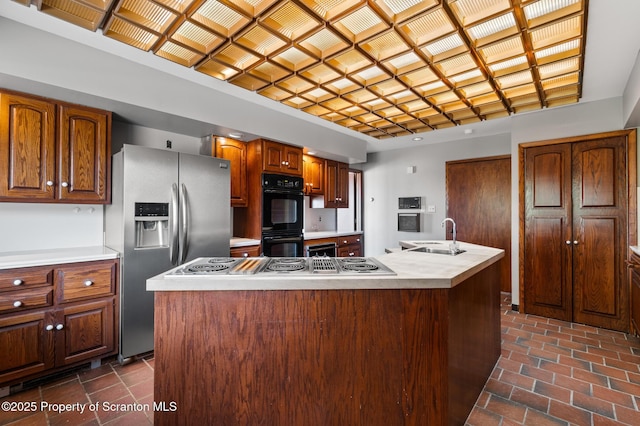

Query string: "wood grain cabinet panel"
[[230, 245, 261, 258], [523, 131, 634, 332], [261, 140, 303, 176], [0, 89, 111, 204], [0, 310, 55, 384], [325, 160, 349, 208], [56, 299, 115, 366], [0, 91, 56, 200], [303, 154, 324, 195], [57, 104, 110, 202], [214, 137, 247, 207], [630, 254, 640, 337], [0, 259, 118, 386]]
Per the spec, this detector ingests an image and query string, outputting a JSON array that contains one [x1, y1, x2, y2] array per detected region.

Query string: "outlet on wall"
[[427, 205, 436, 213]]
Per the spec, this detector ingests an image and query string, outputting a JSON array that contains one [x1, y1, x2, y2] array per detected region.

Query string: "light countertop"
[[304, 231, 363, 240], [630, 246, 640, 256], [230, 237, 261, 248], [0, 246, 120, 270], [147, 241, 504, 291]]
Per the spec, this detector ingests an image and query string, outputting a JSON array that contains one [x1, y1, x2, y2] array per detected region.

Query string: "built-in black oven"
[[262, 173, 304, 257], [262, 233, 304, 257]]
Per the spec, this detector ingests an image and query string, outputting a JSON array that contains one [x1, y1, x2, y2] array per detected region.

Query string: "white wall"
[[363, 133, 511, 256]]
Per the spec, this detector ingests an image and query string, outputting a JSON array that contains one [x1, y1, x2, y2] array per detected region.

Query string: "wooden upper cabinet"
[[262, 140, 303, 176], [214, 137, 247, 207], [58, 104, 110, 203], [0, 91, 56, 200], [325, 160, 349, 208], [303, 154, 324, 195], [0, 89, 111, 204]]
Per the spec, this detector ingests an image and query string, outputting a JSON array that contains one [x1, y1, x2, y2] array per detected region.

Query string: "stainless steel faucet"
[[441, 218, 458, 252]]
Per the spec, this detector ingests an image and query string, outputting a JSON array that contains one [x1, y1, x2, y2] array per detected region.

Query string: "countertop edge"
[[0, 246, 120, 270]]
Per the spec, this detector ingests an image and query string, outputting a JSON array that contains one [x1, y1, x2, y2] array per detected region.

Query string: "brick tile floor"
[[467, 293, 640, 426], [1, 293, 639, 425]]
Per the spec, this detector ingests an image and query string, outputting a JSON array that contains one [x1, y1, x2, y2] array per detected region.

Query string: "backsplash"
[[303, 198, 336, 232], [0, 203, 103, 252]]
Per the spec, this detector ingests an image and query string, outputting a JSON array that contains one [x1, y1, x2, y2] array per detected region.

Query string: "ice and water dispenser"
[[134, 202, 169, 248]]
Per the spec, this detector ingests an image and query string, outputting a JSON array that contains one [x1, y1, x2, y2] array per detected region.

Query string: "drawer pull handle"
[[13, 301, 22, 308], [56, 324, 64, 331], [46, 325, 54, 331], [84, 280, 94, 287], [46, 180, 54, 187], [13, 279, 23, 286], [61, 182, 69, 188]]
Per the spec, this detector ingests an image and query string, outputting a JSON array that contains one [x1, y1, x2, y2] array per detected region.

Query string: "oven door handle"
[[263, 189, 304, 196], [263, 236, 303, 243]]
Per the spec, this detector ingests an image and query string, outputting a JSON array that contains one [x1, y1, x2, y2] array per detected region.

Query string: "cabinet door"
[[55, 298, 115, 366], [303, 155, 324, 195], [571, 137, 628, 331], [631, 267, 640, 337], [523, 143, 573, 321], [263, 140, 285, 173], [214, 137, 247, 206], [325, 160, 338, 208], [283, 146, 303, 176], [57, 104, 110, 203], [0, 92, 56, 200], [336, 162, 349, 208], [0, 310, 55, 384]]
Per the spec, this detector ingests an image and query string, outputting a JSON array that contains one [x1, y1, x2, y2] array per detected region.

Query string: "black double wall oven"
[[262, 173, 304, 257]]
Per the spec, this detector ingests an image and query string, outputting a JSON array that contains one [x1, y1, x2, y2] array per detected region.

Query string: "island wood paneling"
[[153, 262, 500, 426]]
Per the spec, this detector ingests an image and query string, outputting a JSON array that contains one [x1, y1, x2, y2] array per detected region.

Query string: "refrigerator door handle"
[[179, 183, 190, 264], [170, 183, 179, 265]]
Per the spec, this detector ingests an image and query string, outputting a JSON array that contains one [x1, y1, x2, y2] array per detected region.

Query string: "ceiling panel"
[[14, 0, 589, 139]]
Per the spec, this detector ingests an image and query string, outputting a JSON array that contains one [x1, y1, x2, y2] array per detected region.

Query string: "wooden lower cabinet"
[[0, 259, 118, 386], [629, 253, 640, 337], [230, 245, 261, 258], [337, 234, 363, 257]]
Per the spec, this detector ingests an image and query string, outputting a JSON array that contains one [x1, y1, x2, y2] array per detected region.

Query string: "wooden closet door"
[[571, 136, 628, 331], [523, 144, 573, 321], [446, 155, 512, 292]]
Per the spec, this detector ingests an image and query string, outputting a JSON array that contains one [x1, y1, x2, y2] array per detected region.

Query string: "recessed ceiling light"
[[464, 129, 474, 134], [308, 151, 316, 155], [412, 137, 423, 141], [228, 132, 243, 138]]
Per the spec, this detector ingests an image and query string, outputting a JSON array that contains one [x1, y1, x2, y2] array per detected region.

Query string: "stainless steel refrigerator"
[[104, 144, 230, 362]]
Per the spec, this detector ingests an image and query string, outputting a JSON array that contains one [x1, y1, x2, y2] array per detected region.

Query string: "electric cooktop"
[[168, 256, 396, 277]]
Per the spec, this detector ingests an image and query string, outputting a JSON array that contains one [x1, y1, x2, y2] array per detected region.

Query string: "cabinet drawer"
[[0, 266, 54, 292], [230, 245, 261, 258], [338, 235, 362, 246], [59, 262, 115, 303], [0, 287, 54, 313]]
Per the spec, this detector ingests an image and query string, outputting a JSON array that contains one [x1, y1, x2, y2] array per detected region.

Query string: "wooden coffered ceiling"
[[13, 0, 588, 139]]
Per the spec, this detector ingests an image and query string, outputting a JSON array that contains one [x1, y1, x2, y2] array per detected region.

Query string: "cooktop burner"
[[336, 257, 395, 275], [263, 257, 308, 273]]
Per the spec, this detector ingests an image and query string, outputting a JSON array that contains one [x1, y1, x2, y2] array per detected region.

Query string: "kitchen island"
[[147, 242, 504, 425]]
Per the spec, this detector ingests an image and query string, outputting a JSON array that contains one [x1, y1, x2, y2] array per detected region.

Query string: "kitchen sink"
[[409, 246, 466, 256]]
